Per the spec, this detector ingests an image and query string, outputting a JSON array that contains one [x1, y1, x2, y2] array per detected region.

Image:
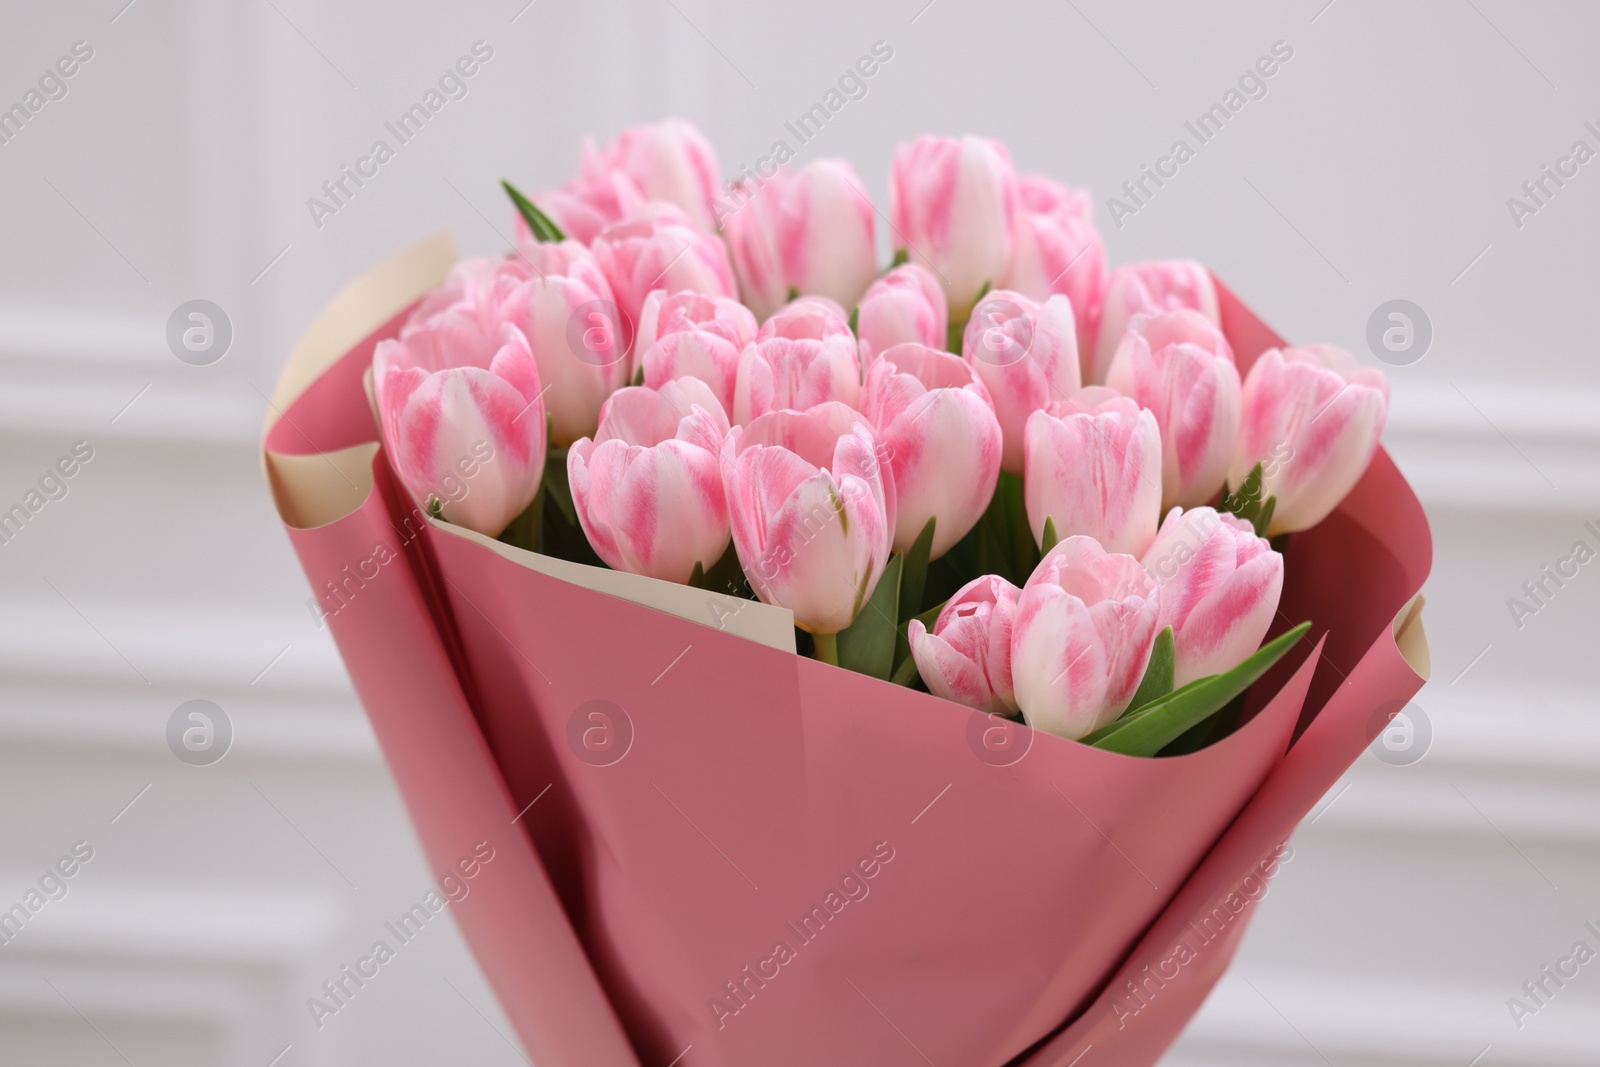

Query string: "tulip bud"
[[723, 159, 878, 322], [497, 240, 629, 446], [856, 263, 948, 372], [1023, 391, 1162, 558], [1091, 260, 1219, 386], [861, 343, 1002, 558], [732, 298, 861, 424], [1142, 507, 1284, 686], [721, 402, 895, 634], [962, 290, 1081, 474], [638, 291, 759, 416], [890, 135, 1019, 318], [1105, 310, 1242, 511], [908, 575, 1021, 715], [568, 377, 731, 584], [373, 321, 547, 537], [1011, 536, 1162, 740], [1230, 345, 1389, 534], [519, 170, 644, 246], [581, 118, 722, 231], [1002, 174, 1108, 360], [591, 202, 737, 340]]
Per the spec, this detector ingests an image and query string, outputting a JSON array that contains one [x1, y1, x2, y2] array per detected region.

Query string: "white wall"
[[1, 0, 1597, 1064]]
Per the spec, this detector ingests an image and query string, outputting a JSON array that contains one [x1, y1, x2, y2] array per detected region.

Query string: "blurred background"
[[2, 0, 1597, 1064]]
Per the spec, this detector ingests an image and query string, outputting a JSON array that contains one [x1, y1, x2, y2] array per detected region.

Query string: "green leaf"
[[1040, 516, 1059, 555], [848, 306, 859, 336], [897, 517, 936, 624], [541, 447, 578, 525], [890, 653, 920, 687], [1126, 626, 1174, 714], [890, 248, 910, 269], [502, 180, 566, 243], [892, 518, 937, 678], [1090, 622, 1312, 757], [786, 285, 800, 302], [1253, 495, 1277, 538], [836, 555, 901, 680], [427, 497, 444, 520]]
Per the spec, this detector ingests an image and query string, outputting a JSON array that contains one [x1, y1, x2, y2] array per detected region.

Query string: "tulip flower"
[[855, 263, 948, 371], [1142, 507, 1284, 686], [890, 135, 1019, 318], [521, 170, 645, 246], [1002, 174, 1108, 360], [497, 240, 629, 446], [907, 575, 1020, 715], [722, 159, 878, 322], [1105, 310, 1242, 511], [581, 118, 722, 231], [591, 202, 737, 338], [860, 343, 1002, 558], [638, 291, 759, 415], [1023, 391, 1162, 558], [1230, 345, 1390, 534], [731, 298, 861, 424], [568, 377, 731, 584], [962, 290, 1081, 474], [1091, 260, 1220, 386], [721, 402, 895, 638], [373, 321, 546, 537], [1011, 536, 1162, 740], [406, 256, 528, 333]]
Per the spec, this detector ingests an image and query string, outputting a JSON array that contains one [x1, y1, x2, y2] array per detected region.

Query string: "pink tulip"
[[961, 290, 1081, 474], [1091, 260, 1219, 386], [1023, 391, 1162, 557], [861, 343, 1001, 558], [907, 575, 1021, 715], [890, 135, 1019, 317], [373, 321, 546, 537], [721, 402, 895, 634], [638, 291, 759, 415], [407, 256, 528, 333], [521, 170, 645, 246], [1011, 536, 1162, 740], [722, 159, 878, 322], [1002, 174, 1108, 360], [1231, 345, 1389, 534], [568, 377, 731, 584], [591, 202, 737, 339], [496, 240, 629, 446], [581, 118, 722, 231], [1105, 310, 1242, 511], [731, 298, 861, 424], [856, 263, 948, 371], [1142, 506, 1284, 686]]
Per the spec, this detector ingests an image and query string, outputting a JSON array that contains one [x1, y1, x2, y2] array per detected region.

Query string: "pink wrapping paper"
[[263, 239, 1431, 1067]]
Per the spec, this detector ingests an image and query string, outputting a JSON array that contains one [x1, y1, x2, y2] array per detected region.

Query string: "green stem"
[[813, 631, 840, 666]]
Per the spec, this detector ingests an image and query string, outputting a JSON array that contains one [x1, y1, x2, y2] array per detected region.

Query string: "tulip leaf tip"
[[502, 179, 567, 243], [1088, 621, 1311, 757], [1040, 516, 1059, 555]]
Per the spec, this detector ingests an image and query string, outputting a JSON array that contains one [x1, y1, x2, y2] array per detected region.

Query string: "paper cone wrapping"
[[263, 236, 1431, 1067]]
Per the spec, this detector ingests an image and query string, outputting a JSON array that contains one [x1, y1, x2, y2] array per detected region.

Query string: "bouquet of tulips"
[[265, 120, 1429, 1067], [373, 121, 1390, 752]]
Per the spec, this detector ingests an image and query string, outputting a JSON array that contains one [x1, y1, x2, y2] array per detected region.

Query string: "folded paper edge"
[[263, 230, 457, 439]]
